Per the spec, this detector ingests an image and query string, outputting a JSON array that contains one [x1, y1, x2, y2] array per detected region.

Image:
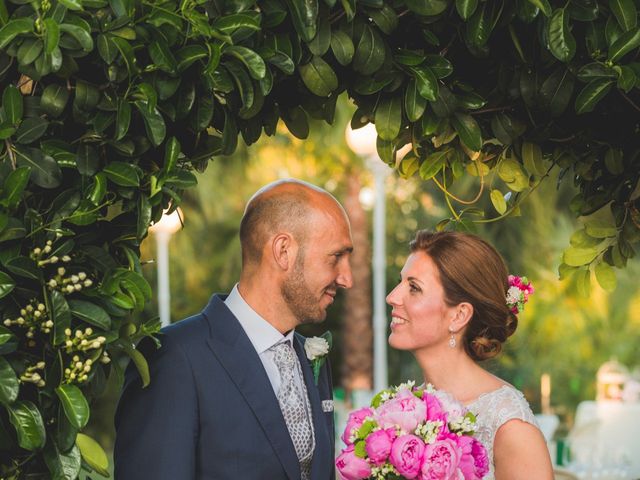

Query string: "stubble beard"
[[281, 252, 326, 325]]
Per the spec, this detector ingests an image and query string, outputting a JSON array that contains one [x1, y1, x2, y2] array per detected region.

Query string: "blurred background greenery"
[[86, 99, 640, 472]]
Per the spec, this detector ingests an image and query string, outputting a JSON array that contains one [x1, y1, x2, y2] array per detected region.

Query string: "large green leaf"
[[367, 4, 398, 34], [452, 113, 482, 151], [0, 357, 18, 405], [404, 78, 427, 122], [563, 246, 600, 266], [610, 0, 637, 31], [14, 147, 62, 189], [284, 0, 318, 42], [102, 161, 140, 187], [76, 433, 109, 477], [419, 150, 448, 180], [299, 56, 337, 97], [308, 10, 331, 55], [55, 385, 90, 429], [456, 0, 477, 19], [410, 66, 438, 101], [0, 18, 33, 49], [374, 96, 402, 141], [59, 23, 93, 52], [121, 341, 150, 387], [68, 299, 111, 329], [1, 166, 30, 208], [608, 27, 640, 62], [405, 0, 449, 16], [2, 85, 22, 125], [352, 25, 385, 75], [224, 46, 266, 80], [41, 84, 70, 117], [594, 261, 617, 291], [15, 117, 49, 144], [330, 30, 354, 66], [0, 326, 18, 355], [8, 401, 46, 451], [282, 106, 309, 139], [526, 0, 551, 16], [548, 8, 576, 62], [134, 102, 166, 146], [44, 441, 82, 480], [51, 289, 71, 346], [490, 189, 507, 214], [574, 78, 614, 114], [539, 66, 575, 117]]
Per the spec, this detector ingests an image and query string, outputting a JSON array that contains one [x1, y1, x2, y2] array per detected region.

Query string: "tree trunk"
[[341, 173, 373, 397]]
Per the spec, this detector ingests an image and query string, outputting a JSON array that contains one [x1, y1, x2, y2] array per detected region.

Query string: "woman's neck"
[[413, 346, 491, 404]]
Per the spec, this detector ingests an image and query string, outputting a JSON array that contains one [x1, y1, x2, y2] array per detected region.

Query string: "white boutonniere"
[[304, 331, 332, 385]]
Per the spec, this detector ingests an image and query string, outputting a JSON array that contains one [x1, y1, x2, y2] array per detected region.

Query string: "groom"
[[114, 179, 353, 479]]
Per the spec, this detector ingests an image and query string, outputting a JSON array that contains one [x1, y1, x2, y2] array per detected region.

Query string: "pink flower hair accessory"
[[506, 275, 534, 315]]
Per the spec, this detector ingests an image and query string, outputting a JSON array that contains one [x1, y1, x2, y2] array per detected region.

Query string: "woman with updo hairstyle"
[[386, 230, 552, 479]]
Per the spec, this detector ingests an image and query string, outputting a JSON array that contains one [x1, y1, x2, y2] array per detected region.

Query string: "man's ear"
[[272, 233, 296, 270], [450, 302, 473, 333]]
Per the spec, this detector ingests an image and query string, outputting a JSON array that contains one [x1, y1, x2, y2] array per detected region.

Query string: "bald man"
[[114, 179, 353, 480]]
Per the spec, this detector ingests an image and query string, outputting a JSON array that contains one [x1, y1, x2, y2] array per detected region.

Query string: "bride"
[[386, 230, 553, 479]]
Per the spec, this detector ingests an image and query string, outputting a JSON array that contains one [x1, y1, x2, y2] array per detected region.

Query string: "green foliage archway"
[[1, 0, 639, 476]]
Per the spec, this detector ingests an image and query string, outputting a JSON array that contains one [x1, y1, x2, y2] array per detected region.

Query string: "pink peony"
[[336, 444, 372, 480], [423, 392, 447, 424], [432, 390, 466, 421], [365, 428, 396, 465], [376, 389, 427, 433], [342, 407, 374, 445], [389, 434, 425, 479], [420, 438, 461, 480], [457, 436, 490, 480]]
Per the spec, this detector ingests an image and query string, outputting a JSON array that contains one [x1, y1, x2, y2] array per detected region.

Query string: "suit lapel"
[[293, 335, 332, 480], [203, 296, 300, 480]]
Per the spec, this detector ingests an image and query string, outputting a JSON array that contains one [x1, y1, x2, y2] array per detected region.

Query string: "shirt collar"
[[224, 284, 294, 354]]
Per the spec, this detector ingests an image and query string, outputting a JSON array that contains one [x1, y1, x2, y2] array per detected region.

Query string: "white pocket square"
[[322, 400, 334, 413]]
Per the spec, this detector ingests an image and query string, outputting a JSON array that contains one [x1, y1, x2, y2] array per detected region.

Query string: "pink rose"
[[376, 389, 427, 433], [342, 407, 374, 445], [389, 434, 425, 479], [336, 444, 372, 480], [420, 438, 461, 480], [365, 428, 396, 465], [423, 392, 447, 424], [457, 436, 489, 480]]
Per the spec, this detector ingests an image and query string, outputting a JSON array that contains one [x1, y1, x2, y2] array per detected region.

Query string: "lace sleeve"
[[473, 386, 538, 443]]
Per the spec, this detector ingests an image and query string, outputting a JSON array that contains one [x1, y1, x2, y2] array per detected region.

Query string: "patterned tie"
[[271, 341, 315, 480]]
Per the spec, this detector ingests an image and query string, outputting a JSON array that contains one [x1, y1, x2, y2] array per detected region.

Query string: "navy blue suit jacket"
[[114, 295, 336, 479]]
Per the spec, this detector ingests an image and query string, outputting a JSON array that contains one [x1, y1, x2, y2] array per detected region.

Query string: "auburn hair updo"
[[409, 230, 517, 361]]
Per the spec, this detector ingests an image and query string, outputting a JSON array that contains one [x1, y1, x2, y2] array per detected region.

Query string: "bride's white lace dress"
[[440, 384, 539, 480]]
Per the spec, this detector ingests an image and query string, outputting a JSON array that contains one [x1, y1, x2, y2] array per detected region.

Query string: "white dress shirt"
[[224, 284, 305, 396]]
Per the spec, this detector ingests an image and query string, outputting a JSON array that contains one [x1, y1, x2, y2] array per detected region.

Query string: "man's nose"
[[337, 261, 353, 289]]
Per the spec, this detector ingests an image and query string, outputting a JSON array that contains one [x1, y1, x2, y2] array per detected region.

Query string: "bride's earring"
[[448, 326, 456, 348]]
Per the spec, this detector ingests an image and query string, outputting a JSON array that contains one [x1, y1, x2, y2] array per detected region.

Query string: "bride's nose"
[[386, 284, 401, 306]]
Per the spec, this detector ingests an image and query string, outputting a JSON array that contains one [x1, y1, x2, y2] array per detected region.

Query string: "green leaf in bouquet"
[[8, 400, 46, 451], [0, 18, 34, 50], [0, 356, 19, 405], [0, 326, 19, 355], [56, 384, 90, 429], [299, 56, 338, 97], [68, 299, 111, 330], [2, 84, 23, 125], [103, 161, 140, 187], [76, 433, 110, 477], [44, 441, 82, 480], [0, 270, 16, 299], [50, 290, 71, 346]]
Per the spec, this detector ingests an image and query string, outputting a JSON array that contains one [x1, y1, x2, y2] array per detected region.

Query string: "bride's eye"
[[409, 283, 421, 293]]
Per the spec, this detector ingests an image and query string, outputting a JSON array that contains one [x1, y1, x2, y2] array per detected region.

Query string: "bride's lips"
[[390, 313, 408, 329]]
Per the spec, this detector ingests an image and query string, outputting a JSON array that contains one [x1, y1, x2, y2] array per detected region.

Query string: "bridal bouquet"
[[336, 382, 489, 480]]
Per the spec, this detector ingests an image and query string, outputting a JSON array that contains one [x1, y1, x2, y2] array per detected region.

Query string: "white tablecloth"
[[566, 401, 640, 478]]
